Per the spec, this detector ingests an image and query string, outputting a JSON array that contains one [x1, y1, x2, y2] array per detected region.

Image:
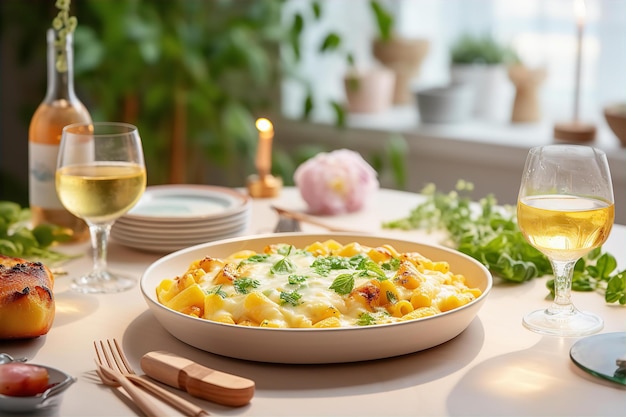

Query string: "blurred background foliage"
[[0, 0, 405, 200]]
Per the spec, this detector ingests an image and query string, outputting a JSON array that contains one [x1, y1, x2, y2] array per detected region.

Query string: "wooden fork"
[[94, 339, 209, 417], [94, 341, 166, 417]]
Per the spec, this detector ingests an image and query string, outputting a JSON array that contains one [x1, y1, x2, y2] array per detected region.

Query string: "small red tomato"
[[0, 363, 50, 397]]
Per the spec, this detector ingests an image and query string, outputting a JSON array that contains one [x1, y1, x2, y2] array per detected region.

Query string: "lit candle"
[[255, 118, 274, 179], [573, 0, 586, 122]]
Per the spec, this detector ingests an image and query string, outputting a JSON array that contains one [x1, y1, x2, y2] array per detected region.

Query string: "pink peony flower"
[[293, 149, 379, 215]]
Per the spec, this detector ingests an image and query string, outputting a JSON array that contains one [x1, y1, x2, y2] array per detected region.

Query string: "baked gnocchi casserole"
[[155, 239, 482, 328]]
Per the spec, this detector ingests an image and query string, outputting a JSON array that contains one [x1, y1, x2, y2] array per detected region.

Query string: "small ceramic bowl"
[[416, 83, 474, 124], [604, 103, 626, 147], [0, 356, 75, 413]]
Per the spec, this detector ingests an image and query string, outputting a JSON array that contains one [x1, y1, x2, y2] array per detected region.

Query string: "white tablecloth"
[[1, 187, 624, 416]]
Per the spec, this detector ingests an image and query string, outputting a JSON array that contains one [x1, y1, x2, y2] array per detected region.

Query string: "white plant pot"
[[450, 64, 512, 122], [416, 83, 474, 124]]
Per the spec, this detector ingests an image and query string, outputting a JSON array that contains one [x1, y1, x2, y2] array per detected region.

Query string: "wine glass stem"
[[548, 259, 576, 314], [89, 223, 113, 276]]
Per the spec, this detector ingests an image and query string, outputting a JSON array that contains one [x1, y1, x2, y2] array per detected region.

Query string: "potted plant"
[[370, 0, 429, 105], [449, 33, 517, 121]]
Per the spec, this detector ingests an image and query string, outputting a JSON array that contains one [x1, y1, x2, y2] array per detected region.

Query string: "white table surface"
[[1, 187, 624, 417]]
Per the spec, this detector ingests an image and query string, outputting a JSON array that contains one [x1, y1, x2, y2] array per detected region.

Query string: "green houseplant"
[[73, 0, 355, 186], [1, 0, 405, 195], [450, 34, 516, 65]]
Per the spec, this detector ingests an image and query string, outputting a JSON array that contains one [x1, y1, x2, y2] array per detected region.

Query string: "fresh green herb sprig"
[[52, 0, 77, 72], [233, 277, 260, 294], [550, 248, 626, 304], [382, 181, 626, 305], [0, 201, 76, 265]]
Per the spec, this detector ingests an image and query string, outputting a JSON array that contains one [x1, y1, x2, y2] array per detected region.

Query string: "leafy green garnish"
[[329, 273, 355, 295], [356, 312, 376, 326], [288, 274, 308, 285], [270, 245, 296, 275], [311, 256, 352, 276], [239, 254, 269, 265], [207, 285, 227, 298], [382, 181, 625, 303], [354, 257, 387, 280], [0, 201, 76, 265], [279, 290, 302, 306], [233, 277, 260, 294], [547, 251, 626, 305], [381, 257, 401, 271]]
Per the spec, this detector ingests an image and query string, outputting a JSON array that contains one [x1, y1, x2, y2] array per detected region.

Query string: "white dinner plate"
[[123, 185, 249, 223], [113, 215, 249, 237], [112, 225, 248, 253], [141, 233, 493, 364], [112, 223, 248, 246]]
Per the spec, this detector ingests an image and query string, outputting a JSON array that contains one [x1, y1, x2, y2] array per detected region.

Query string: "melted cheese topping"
[[155, 241, 482, 328]]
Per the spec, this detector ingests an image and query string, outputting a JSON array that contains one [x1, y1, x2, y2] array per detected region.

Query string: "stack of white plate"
[[111, 185, 250, 253]]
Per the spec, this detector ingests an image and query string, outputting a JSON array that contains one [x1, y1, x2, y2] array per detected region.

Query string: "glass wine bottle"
[[29, 28, 92, 241]]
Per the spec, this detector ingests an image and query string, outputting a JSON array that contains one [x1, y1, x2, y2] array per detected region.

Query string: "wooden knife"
[[140, 351, 255, 407]]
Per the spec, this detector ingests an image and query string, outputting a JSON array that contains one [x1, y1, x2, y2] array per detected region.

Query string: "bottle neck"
[[44, 28, 78, 103]]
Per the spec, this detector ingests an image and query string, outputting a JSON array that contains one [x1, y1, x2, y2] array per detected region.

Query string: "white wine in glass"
[[56, 122, 146, 293], [517, 144, 614, 336]]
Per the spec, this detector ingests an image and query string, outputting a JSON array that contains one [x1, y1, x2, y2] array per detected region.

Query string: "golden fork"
[[94, 339, 209, 417]]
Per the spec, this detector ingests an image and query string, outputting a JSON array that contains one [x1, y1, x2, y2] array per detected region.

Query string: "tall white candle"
[[573, 0, 586, 122]]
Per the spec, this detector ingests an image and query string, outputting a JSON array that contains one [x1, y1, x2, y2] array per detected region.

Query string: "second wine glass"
[[56, 122, 147, 293], [517, 144, 614, 336]]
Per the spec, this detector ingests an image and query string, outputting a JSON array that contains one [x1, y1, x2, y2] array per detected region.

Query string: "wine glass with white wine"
[[517, 144, 614, 337], [56, 122, 146, 293]]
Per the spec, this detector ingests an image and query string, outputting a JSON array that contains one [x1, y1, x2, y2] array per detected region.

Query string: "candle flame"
[[255, 118, 273, 133], [574, 0, 586, 26]]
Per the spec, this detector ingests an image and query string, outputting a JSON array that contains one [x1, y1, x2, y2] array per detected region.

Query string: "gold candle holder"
[[247, 118, 282, 198]]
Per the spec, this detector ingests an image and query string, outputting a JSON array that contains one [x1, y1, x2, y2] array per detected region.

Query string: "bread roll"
[[0, 255, 55, 339]]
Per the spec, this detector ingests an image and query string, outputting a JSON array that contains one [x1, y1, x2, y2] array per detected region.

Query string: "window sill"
[[276, 106, 626, 224]]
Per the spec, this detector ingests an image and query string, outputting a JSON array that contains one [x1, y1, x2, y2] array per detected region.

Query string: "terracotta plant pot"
[[372, 37, 429, 105], [508, 65, 547, 123], [344, 68, 395, 113]]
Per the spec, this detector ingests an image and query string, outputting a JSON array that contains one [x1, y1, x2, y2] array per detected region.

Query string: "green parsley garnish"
[[280, 290, 303, 306], [240, 254, 269, 265], [311, 256, 352, 276], [288, 274, 308, 285], [381, 257, 401, 271], [207, 285, 227, 298], [356, 312, 376, 326], [233, 277, 260, 294]]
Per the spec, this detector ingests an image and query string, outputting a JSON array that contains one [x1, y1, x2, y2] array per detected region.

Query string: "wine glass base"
[[70, 271, 136, 294], [570, 332, 626, 386], [522, 308, 603, 337]]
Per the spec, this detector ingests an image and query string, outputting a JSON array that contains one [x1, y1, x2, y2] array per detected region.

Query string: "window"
[[282, 0, 626, 124]]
